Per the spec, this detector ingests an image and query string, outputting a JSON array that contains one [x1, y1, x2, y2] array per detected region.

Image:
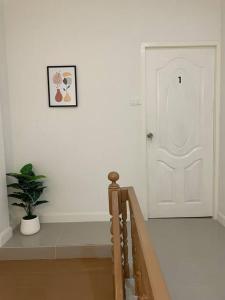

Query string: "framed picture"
[[47, 65, 78, 107]]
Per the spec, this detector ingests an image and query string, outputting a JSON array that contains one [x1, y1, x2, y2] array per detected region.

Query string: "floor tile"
[[3, 223, 63, 248], [0, 247, 55, 260], [56, 222, 110, 246]]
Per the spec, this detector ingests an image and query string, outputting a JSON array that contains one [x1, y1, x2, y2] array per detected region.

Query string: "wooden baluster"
[[121, 191, 130, 278], [130, 210, 138, 295], [119, 218, 125, 296]]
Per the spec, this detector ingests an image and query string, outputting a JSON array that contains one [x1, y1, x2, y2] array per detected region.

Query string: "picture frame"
[[47, 65, 78, 107]]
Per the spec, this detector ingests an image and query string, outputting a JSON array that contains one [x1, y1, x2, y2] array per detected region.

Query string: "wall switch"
[[130, 97, 141, 106]]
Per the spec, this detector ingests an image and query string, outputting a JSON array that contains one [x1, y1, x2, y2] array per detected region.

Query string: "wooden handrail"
[[127, 187, 171, 300], [108, 172, 171, 300]]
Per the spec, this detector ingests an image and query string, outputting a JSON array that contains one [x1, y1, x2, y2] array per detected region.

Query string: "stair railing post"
[[108, 171, 121, 216], [108, 171, 124, 298], [108, 171, 130, 282]]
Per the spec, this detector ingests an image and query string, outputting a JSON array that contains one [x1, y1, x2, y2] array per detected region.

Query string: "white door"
[[146, 46, 215, 218]]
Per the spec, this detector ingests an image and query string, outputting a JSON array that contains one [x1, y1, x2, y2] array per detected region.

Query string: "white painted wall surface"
[[218, 0, 225, 227], [2, 0, 221, 224], [0, 0, 12, 244]]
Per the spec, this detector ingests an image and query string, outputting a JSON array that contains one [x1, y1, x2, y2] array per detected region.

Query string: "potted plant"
[[7, 163, 48, 235]]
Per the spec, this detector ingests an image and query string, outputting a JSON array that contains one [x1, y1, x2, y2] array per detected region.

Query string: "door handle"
[[147, 132, 154, 139]]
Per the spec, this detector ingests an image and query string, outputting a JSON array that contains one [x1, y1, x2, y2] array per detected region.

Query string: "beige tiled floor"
[[4, 222, 110, 247], [1, 222, 111, 260]]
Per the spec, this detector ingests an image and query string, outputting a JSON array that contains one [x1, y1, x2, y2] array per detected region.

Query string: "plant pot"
[[20, 215, 40, 235]]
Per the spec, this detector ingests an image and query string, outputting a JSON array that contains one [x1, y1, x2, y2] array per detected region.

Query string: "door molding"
[[141, 42, 221, 219]]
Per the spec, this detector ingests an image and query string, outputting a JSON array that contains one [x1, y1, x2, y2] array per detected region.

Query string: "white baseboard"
[[217, 212, 225, 227], [39, 212, 110, 223], [0, 226, 12, 247]]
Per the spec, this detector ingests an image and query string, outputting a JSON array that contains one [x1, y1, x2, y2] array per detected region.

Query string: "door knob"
[[147, 132, 154, 139]]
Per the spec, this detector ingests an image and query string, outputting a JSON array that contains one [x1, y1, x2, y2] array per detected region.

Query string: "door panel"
[[157, 161, 175, 204], [184, 159, 202, 203], [146, 47, 215, 218]]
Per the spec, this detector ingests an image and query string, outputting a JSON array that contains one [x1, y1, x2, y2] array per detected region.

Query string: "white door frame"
[[141, 42, 221, 219]]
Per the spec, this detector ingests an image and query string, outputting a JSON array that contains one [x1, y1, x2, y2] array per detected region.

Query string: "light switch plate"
[[130, 97, 141, 106]]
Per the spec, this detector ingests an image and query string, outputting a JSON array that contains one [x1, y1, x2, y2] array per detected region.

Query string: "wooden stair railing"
[[108, 172, 171, 300], [108, 172, 125, 300]]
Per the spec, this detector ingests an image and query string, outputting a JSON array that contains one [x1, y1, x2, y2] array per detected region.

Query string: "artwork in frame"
[[47, 65, 78, 107]]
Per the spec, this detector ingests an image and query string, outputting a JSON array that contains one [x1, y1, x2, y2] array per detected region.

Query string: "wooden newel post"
[[108, 171, 121, 215], [108, 171, 123, 297], [108, 171, 130, 281]]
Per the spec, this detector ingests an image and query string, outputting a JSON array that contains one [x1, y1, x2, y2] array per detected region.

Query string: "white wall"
[[0, 0, 12, 245], [2, 0, 221, 224], [218, 0, 225, 227]]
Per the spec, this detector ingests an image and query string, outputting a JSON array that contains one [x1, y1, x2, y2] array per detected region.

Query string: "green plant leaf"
[[20, 163, 34, 176], [34, 200, 48, 206], [8, 193, 30, 202], [6, 173, 22, 178], [20, 180, 43, 188], [11, 203, 26, 208], [6, 173, 33, 182], [18, 181, 42, 190], [32, 189, 44, 202], [27, 175, 46, 181], [7, 173, 46, 181], [36, 186, 47, 192], [7, 183, 22, 189]]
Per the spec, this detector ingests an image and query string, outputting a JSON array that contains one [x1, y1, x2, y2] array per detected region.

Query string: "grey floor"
[[3, 222, 110, 247], [148, 218, 225, 300], [2, 218, 225, 300], [1, 222, 111, 260]]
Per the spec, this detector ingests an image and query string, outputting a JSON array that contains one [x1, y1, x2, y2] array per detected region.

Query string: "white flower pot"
[[20, 215, 40, 235]]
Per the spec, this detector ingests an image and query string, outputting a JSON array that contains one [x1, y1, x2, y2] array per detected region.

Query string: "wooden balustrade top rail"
[[108, 171, 171, 300], [126, 186, 171, 300]]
